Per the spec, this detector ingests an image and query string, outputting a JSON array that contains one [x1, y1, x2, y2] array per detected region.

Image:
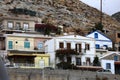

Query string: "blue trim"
[[96, 39, 112, 42]]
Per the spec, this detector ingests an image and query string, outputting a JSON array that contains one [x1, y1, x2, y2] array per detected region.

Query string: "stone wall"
[[7, 68, 120, 80]]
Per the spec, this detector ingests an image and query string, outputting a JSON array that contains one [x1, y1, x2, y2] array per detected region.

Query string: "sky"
[[80, 0, 120, 15]]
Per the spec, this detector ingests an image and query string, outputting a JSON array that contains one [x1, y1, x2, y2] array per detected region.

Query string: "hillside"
[[112, 12, 120, 22], [0, 0, 120, 34]]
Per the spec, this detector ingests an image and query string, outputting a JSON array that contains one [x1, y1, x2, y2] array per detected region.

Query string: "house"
[[86, 30, 113, 57], [100, 51, 120, 74], [45, 34, 96, 68], [0, 16, 37, 33], [112, 31, 120, 51], [0, 32, 52, 68]]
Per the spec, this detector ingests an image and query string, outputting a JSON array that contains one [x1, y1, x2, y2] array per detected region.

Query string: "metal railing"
[[8, 46, 45, 52], [0, 26, 35, 31]]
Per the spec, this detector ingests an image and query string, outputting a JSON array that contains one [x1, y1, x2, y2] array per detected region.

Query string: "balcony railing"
[[8, 46, 45, 52], [0, 26, 34, 32]]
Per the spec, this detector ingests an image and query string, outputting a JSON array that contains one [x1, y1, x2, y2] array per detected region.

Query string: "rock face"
[[0, 0, 120, 34], [112, 12, 120, 22]]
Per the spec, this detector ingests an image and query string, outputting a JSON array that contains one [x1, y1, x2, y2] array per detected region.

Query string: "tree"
[[93, 55, 101, 66], [94, 22, 103, 31]]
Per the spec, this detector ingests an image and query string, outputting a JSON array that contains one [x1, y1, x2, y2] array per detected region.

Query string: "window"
[[94, 33, 98, 38], [24, 41, 30, 48], [59, 42, 64, 48], [75, 43, 81, 53], [85, 44, 90, 50], [106, 63, 111, 69], [8, 41, 13, 49], [38, 42, 43, 49], [23, 23, 29, 30], [8, 21, 13, 28], [96, 44, 100, 49], [16, 22, 21, 30], [114, 55, 118, 61], [117, 33, 120, 38], [76, 58, 81, 65], [67, 43, 71, 49]]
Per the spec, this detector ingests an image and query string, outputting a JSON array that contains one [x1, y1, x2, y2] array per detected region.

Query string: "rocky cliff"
[[0, 0, 120, 34], [112, 12, 120, 22]]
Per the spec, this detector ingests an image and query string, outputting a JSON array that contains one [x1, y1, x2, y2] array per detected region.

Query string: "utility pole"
[[100, 0, 102, 24]]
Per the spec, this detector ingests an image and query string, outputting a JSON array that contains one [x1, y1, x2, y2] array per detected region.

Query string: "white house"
[[100, 52, 120, 74], [45, 34, 96, 68], [86, 30, 113, 57]]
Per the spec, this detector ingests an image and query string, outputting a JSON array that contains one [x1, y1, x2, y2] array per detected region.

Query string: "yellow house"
[[6, 33, 50, 68]]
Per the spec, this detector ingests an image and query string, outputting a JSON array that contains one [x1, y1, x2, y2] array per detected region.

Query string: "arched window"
[[94, 33, 98, 38]]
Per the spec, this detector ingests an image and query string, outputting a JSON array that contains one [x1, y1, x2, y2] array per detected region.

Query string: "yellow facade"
[[6, 35, 50, 68], [34, 54, 50, 68], [7, 36, 34, 50]]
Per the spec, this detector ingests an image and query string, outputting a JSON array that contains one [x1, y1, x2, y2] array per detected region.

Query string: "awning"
[[8, 53, 50, 57]]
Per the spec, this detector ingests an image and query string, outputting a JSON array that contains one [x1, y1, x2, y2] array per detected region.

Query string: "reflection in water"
[[0, 56, 9, 80]]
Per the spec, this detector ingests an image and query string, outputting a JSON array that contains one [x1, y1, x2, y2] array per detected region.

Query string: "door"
[[39, 60, 45, 68]]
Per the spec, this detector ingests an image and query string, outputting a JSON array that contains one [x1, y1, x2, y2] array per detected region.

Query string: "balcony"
[[8, 46, 45, 53], [0, 26, 34, 32]]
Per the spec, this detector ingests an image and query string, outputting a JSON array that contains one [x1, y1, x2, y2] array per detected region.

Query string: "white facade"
[[45, 35, 96, 67], [101, 60, 115, 74], [86, 31, 112, 49]]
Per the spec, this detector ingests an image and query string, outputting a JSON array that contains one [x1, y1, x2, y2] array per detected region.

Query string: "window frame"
[[75, 43, 82, 53], [106, 63, 111, 69], [66, 42, 71, 49], [59, 42, 64, 48], [114, 55, 118, 61], [94, 33, 98, 39], [96, 44, 100, 49], [85, 43, 90, 50], [23, 23, 29, 30], [8, 41, 13, 49], [7, 21, 14, 29]]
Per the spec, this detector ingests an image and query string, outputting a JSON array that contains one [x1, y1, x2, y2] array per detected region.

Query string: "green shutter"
[[8, 41, 13, 49], [24, 41, 30, 48]]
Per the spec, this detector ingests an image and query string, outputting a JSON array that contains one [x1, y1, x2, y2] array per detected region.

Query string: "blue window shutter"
[[94, 33, 98, 38], [8, 41, 13, 49], [96, 44, 100, 49]]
